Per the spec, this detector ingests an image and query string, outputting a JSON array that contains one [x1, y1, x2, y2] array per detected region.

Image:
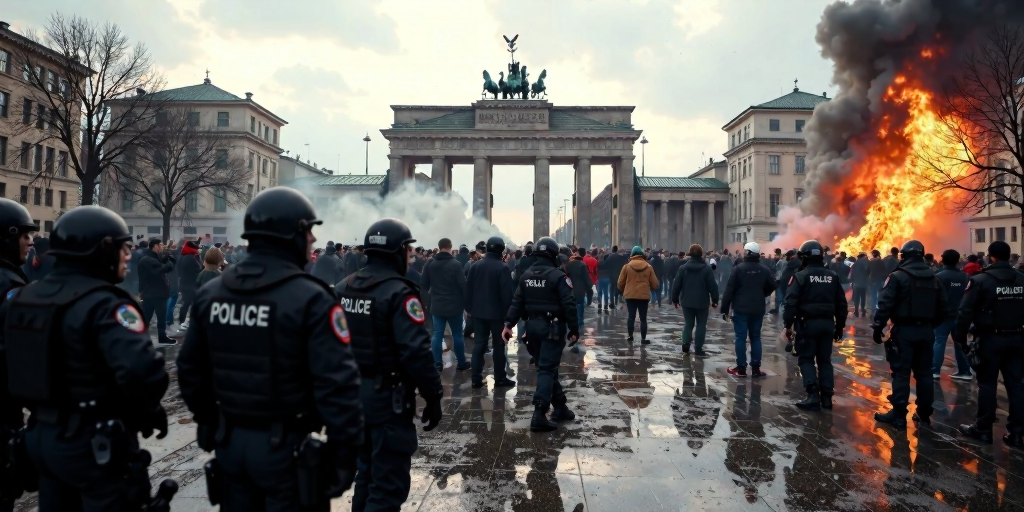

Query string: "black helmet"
[[535, 237, 559, 261], [524, 242, 534, 256], [0, 198, 37, 264], [486, 236, 505, 255], [242, 187, 322, 240], [798, 240, 824, 261], [899, 240, 925, 260], [475, 240, 486, 253], [49, 206, 132, 283], [363, 218, 415, 254]]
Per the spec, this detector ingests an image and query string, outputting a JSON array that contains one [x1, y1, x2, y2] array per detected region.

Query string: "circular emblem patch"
[[404, 297, 425, 324], [564, 277, 573, 289], [330, 305, 350, 344], [114, 304, 147, 334]]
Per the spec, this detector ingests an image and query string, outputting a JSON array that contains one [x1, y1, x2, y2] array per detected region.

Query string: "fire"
[[834, 74, 974, 254]]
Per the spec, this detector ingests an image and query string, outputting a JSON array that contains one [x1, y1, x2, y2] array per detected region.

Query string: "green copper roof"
[[146, 82, 244, 102], [549, 111, 634, 131], [283, 175, 387, 187], [636, 177, 729, 190], [754, 89, 829, 110], [388, 109, 634, 131]]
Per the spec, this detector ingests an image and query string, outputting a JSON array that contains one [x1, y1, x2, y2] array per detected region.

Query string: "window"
[[263, 126, 269, 140], [57, 151, 67, 177], [21, 64, 29, 81], [975, 229, 986, 243], [184, 147, 198, 165], [769, 119, 780, 131], [795, 189, 804, 204], [742, 159, 748, 177], [188, 111, 200, 127], [59, 79, 69, 98], [769, 189, 781, 217], [147, 226, 161, 234], [216, 149, 228, 169], [995, 227, 1006, 241], [32, 187, 40, 205], [44, 147, 54, 174], [795, 156, 805, 175], [744, 125, 749, 141], [742, 191, 747, 219], [995, 174, 1006, 206], [246, 184, 254, 202], [20, 143, 29, 169], [769, 232, 779, 241], [262, 159, 268, 175], [271, 162, 276, 180], [213, 226, 227, 235], [748, 189, 753, 219], [217, 112, 229, 127], [36, 104, 45, 129], [183, 226, 197, 235], [272, 129, 277, 145], [46, 70, 55, 92], [0, 50, 7, 73], [0, 91, 8, 117], [0, 183, 5, 199], [185, 191, 198, 212], [248, 152, 254, 169], [44, 188, 52, 207], [1012, 226, 1018, 242], [33, 145, 42, 173], [729, 165, 735, 182], [0, 136, 6, 166], [22, 99, 31, 124], [250, 116, 256, 133], [59, 190, 66, 209], [730, 134, 735, 148], [796, 119, 805, 132], [213, 187, 227, 212], [121, 186, 133, 211], [768, 155, 780, 175], [43, 220, 53, 234], [18, 186, 27, 203]]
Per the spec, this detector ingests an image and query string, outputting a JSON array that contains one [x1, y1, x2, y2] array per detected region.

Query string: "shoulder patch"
[[565, 276, 573, 289], [5, 287, 20, 301], [330, 304, 350, 344], [114, 304, 147, 334], [403, 296, 425, 324], [883, 275, 891, 289]]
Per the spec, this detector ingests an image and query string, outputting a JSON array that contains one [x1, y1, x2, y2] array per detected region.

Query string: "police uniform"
[[783, 241, 848, 411], [504, 237, 579, 432], [176, 187, 363, 511], [4, 206, 171, 512], [953, 241, 1024, 446], [334, 218, 443, 512], [872, 240, 946, 428]]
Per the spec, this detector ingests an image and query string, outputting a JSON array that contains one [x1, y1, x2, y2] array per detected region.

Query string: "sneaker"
[[156, 337, 177, 347], [750, 367, 765, 378], [456, 362, 471, 371], [640, 339, 650, 345], [626, 335, 634, 342], [494, 378, 516, 387], [681, 343, 690, 354], [951, 372, 974, 381], [472, 381, 484, 389], [727, 366, 747, 377]]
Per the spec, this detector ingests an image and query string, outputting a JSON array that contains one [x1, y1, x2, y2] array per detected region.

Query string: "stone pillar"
[[472, 157, 490, 220], [388, 155, 406, 191], [640, 200, 648, 247], [430, 156, 448, 191], [659, 200, 669, 250], [617, 156, 636, 248], [574, 157, 591, 247], [707, 200, 717, 250], [682, 199, 693, 249], [534, 157, 550, 242]]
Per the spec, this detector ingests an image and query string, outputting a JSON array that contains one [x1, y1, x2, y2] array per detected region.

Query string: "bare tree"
[[107, 107, 253, 240], [914, 23, 1024, 244], [9, 13, 166, 205]]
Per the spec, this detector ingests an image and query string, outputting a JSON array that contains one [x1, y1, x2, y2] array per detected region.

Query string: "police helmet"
[[899, 240, 925, 260], [486, 236, 505, 255], [363, 218, 415, 254], [49, 206, 132, 283], [743, 242, 760, 257], [475, 240, 486, 253], [798, 240, 824, 261], [0, 198, 37, 263], [242, 187, 322, 240], [535, 237, 559, 261]]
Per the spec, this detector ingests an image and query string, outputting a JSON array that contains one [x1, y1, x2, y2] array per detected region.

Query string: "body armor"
[[335, 275, 410, 376], [893, 269, 940, 323], [792, 267, 840, 321]]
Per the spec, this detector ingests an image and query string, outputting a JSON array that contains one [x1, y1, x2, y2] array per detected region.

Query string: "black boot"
[[550, 404, 576, 422], [820, 392, 833, 410], [796, 387, 821, 411], [530, 406, 557, 432], [958, 423, 993, 444], [1003, 433, 1024, 450], [874, 409, 908, 428]]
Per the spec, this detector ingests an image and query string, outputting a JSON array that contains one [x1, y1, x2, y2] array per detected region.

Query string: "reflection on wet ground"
[[363, 305, 1024, 511]]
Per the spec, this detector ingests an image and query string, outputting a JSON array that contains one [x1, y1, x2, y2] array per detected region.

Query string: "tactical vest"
[[893, 269, 940, 323], [987, 270, 1024, 333], [521, 266, 565, 318], [336, 275, 410, 376], [793, 267, 839, 320], [5, 276, 133, 405]]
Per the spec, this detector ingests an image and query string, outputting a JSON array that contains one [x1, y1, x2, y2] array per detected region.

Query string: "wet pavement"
[[14, 300, 1024, 511]]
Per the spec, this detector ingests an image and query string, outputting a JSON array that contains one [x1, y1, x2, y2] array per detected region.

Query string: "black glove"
[[420, 394, 443, 432], [567, 331, 580, 346], [872, 327, 884, 344], [833, 326, 844, 343], [139, 405, 168, 439], [326, 445, 357, 498]]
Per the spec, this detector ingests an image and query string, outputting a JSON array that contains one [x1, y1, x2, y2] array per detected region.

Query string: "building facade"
[[101, 77, 286, 244], [0, 21, 85, 235], [963, 154, 1022, 255]]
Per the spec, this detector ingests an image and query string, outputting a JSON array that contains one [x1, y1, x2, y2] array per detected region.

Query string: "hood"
[[984, 262, 1021, 281], [627, 256, 649, 271], [897, 260, 935, 278], [433, 251, 454, 261], [683, 256, 707, 270]]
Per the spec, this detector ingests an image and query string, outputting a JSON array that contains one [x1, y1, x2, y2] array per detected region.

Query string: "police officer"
[[872, 240, 947, 428], [502, 237, 579, 432], [783, 240, 848, 411], [4, 205, 170, 511], [0, 199, 35, 432], [953, 241, 1024, 447], [335, 218, 443, 512], [177, 187, 362, 511], [465, 236, 517, 388]]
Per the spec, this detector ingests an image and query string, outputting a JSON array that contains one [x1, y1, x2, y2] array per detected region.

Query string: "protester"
[[720, 242, 776, 376], [617, 246, 658, 344], [671, 244, 719, 355]]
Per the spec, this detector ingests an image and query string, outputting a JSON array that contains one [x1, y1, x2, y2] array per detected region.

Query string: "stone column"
[[617, 156, 636, 248], [574, 157, 591, 247], [659, 200, 669, 250], [707, 200, 717, 250], [640, 200, 648, 246], [388, 155, 406, 191], [430, 156, 448, 191], [534, 157, 550, 242], [472, 157, 490, 220], [682, 199, 693, 249]]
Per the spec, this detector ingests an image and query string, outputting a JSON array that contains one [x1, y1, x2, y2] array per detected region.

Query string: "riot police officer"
[[177, 187, 363, 511], [783, 240, 848, 411], [872, 240, 947, 428], [334, 218, 443, 512], [502, 237, 579, 432], [954, 241, 1024, 447], [4, 205, 171, 511]]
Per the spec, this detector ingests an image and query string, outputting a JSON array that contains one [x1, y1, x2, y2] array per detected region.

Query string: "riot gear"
[[486, 236, 505, 255], [0, 198, 36, 264], [535, 237, 559, 261], [798, 240, 824, 263], [744, 242, 760, 257], [47, 206, 133, 284], [242, 187, 321, 265], [362, 218, 416, 275], [899, 240, 925, 260], [475, 241, 486, 253]]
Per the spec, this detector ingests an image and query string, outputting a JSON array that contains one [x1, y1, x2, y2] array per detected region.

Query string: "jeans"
[[852, 286, 867, 312], [471, 317, 507, 385], [650, 279, 663, 304], [625, 299, 648, 339], [932, 317, 971, 374], [141, 297, 168, 340], [586, 285, 593, 306], [682, 307, 709, 351], [597, 278, 610, 306], [869, 282, 883, 309], [774, 282, 786, 311], [165, 287, 178, 325], [575, 297, 585, 331], [731, 313, 764, 368], [431, 314, 466, 367]]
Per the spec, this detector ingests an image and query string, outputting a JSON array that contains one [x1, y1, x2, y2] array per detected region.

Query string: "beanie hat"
[[630, 246, 644, 257], [988, 241, 1012, 260]]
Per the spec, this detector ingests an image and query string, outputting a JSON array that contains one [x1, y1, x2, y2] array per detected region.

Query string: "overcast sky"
[[5, 0, 837, 244]]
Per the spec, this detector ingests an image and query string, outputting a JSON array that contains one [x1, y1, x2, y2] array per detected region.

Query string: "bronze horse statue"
[[531, 69, 547, 98], [482, 70, 499, 99]]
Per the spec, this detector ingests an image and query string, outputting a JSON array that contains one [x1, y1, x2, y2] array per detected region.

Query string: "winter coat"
[[828, 260, 850, 284], [564, 257, 593, 301], [851, 255, 870, 287], [720, 256, 776, 316], [464, 252, 515, 320], [605, 252, 627, 282], [867, 257, 889, 283], [196, 269, 221, 289], [312, 246, 345, 285], [664, 256, 682, 285], [616, 255, 659, 300], [420, 251, 466, 317], [717, 255, 734, 276], [583, 254, 599, 285], [176, 244, 203, 291], [649, 254, 665, 279], [883, 255, 899, 273], [671, 256, 719, 309], [137, 248, 175, 300], [780, 258, 801, 286]]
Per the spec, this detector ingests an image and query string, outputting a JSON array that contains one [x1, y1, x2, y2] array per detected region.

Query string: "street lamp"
[[303, 143, 310, 163], [640, 136, 648, 177], [362, 134, 371, 175]]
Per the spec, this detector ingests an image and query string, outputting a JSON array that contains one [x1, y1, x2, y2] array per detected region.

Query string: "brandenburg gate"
[[381, 99, 643, 246]]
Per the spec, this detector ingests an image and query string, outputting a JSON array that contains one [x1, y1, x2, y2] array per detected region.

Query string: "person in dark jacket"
[[883, 247, 900, 273], [172, 240, 202, 333], [851, 253, 870, 317], [772, 250, 799, 315], [464, 236, 516, 388], [605, 246, 627, 307], [164, 242, 180, 329], [455, 244, 470, 266], [128, 240, 148, 295], [720, 242, 777, 374], [564, 248, 594, 333], [867, 249, 888, 310], [649, 251, 665, 306], [514, 243, 538, 338], [671, 244, 719, 355], [137, 237, 176, 345], [421, 238, 470, 371], [718, 250, 734, 287], [596, 252, 612, 311], [312, 243, 345, 285], [21, 236, 55, 282], [664, 252, 682, 293], [828, 254, 850, 292], [933, 249, 973, 380]]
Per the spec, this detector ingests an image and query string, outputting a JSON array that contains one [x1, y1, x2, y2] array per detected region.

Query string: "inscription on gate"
[[475, 108, 549, 130]]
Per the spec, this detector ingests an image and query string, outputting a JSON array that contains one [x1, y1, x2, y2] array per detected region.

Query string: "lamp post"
[[640, 136, 648, 176], [362, 134, 371, 175], [303, 143, 310, 163]]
